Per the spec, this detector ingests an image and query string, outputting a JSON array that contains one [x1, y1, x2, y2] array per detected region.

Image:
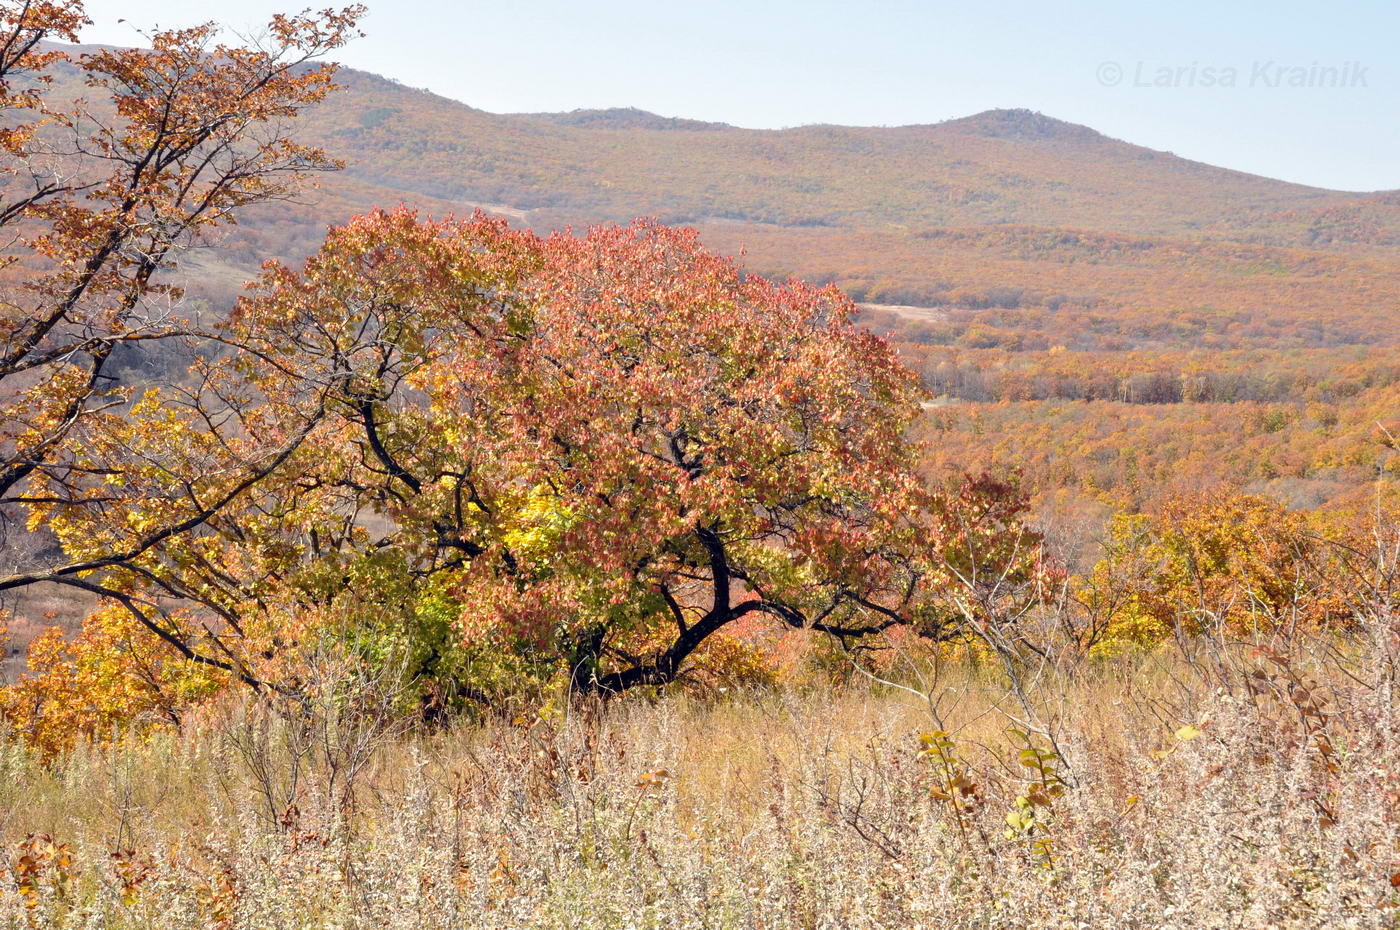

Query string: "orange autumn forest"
[[0, 2, 1397, 927]]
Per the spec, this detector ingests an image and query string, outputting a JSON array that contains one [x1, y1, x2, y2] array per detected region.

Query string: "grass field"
[[4, 627, 1398, 929]]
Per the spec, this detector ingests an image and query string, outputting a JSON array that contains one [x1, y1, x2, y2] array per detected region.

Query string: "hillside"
[[214, 64, 1400, 359], [33, 45, 1400, 517], [35, 46, 1400, 350], [305, 69, 1396, 243]]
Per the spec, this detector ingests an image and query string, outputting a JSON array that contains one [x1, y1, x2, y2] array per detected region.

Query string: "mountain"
[[301, 68, 1394, 244], [36, 46, 1400, 354], [519, 107, 732, 132]]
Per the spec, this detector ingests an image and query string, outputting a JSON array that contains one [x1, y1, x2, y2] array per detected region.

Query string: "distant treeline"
[[859, 303, 1399, 354], [896, 345, 1400, 406]]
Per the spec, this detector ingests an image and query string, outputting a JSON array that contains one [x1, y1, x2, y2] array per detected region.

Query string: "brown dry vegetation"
[[3, 624, 1399, 928]]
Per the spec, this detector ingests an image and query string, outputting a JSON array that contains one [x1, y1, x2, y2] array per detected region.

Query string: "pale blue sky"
[[77, 0, 1397, 191]]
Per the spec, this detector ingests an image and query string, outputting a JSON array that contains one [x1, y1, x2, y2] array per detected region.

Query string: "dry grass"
[[2, 636, 1399, 929]]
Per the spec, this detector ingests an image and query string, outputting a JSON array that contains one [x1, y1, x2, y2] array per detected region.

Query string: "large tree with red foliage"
[[13, 208, 1042, 729]]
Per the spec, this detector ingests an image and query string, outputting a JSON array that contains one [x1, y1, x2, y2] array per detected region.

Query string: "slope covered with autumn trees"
[[0, 30, 1387, 667], [33, 45, 1400, 331], [307, 67, 1394, 519], [1, 10, 1395, 709], [23, 41, 1395, 523]]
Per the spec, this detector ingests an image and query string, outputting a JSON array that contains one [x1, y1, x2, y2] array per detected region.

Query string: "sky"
[[75, 0, 1398, 192]]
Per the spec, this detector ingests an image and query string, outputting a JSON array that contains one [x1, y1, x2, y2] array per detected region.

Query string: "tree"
[[466, 220, 945, 693], [1077, 489, 1353, 654], [13, 210, 1042, 730], [0, 0, 362, 596]]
